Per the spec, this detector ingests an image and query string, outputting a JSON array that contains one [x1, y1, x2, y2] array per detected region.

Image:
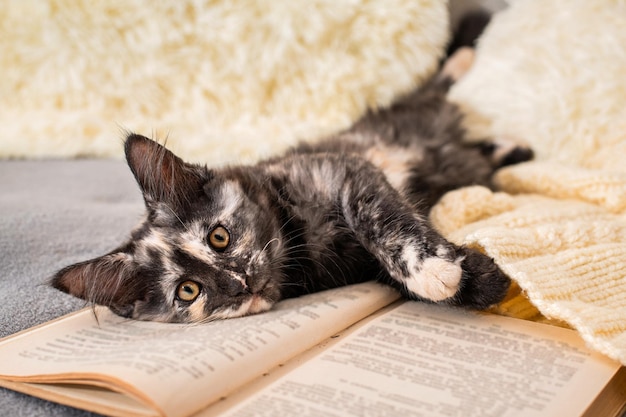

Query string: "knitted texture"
[[438, 0, 626, 364], [0, 0, 448, 164]]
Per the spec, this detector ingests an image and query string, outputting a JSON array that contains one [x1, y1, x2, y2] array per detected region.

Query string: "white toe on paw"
[[405, 257, 462, 301]]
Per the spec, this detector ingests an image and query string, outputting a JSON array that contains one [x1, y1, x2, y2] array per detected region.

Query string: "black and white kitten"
[[52, 48, 532, 323]]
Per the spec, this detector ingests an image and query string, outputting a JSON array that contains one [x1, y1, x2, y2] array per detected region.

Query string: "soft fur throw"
[[0, 0, 448, 163], [438, 0, 626, 364]]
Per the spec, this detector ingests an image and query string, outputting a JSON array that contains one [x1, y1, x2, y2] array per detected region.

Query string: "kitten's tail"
[[434, 9, 493, 86], [422, 10, 493, 93], [446, 9, 492, 57], [439, 47, 475, 84], [401, 9, 492, 100]]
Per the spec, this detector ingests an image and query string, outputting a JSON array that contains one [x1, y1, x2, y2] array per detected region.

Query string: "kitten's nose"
[[224, 277, 249, 296]]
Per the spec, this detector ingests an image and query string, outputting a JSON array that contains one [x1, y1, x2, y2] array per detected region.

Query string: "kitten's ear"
[[50, 252, 140, 310], [124, 134, 207, 210]]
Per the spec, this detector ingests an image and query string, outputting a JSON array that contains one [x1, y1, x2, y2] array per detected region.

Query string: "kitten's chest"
[[363, 144, 423, 190]]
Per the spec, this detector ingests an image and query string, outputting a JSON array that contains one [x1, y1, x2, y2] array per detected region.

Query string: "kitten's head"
[[51, 134, 285, 323]]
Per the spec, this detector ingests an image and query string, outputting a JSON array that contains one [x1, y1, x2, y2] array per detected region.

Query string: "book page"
[[218, 301, 623, 417], [0, 379, 155, 417], [0, 282, 399, 417]]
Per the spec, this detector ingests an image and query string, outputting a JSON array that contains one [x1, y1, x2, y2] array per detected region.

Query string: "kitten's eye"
[[176, 281, 201, 302], [208, 226, 230, 250]]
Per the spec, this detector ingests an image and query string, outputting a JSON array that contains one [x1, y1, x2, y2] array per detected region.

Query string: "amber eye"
[[176, 281, 201, 302], [208, 226, 230, 250]]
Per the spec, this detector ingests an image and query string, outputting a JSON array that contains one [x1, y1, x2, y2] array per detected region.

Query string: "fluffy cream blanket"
[[438, 0, 626, 364], [0, 0, 447, 163]]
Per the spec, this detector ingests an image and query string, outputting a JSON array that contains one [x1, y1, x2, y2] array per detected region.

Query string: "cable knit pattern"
[[437, 0, 626, 364]]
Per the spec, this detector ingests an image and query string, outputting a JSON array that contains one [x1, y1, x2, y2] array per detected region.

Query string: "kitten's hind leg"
[[340, 159, 510, 309], [478, 137, 534, 169]]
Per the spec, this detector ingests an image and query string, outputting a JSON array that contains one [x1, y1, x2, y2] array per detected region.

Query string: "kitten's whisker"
[[261, 237, 280, 255], [163, 203, 189, 231]]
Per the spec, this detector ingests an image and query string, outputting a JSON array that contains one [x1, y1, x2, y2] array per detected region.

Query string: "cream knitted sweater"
[[439, 0, 626, 364]]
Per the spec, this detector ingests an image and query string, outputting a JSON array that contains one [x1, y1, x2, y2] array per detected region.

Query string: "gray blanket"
[[0, 160, 143, 416]]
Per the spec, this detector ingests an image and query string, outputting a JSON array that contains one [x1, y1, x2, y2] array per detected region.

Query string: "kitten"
[[51, 49, 532, 323]]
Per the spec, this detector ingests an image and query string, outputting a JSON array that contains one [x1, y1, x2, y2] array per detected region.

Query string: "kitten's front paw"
[[455, 248, 511, 309], [401, 248, 510, 310], [404, 257, 463, 302]]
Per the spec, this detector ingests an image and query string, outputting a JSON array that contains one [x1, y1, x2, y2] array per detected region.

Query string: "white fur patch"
[[248, 295, 273, 314], [219, 181, 243, 218], [179, 221, 215, 265], [227, 270, 248, 291], [435, 245, 450, 258], [404, 256, 462, 301]]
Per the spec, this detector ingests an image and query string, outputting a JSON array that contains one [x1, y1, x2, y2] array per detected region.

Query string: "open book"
[[1, 282, 625, 417]]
